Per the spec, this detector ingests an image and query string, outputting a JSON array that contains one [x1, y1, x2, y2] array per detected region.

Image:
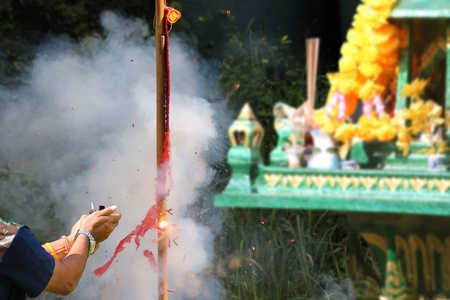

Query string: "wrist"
[[74, 229, 96, 256]]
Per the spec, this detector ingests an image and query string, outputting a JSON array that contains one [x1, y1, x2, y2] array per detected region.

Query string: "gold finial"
[[237, 103, 257, 120]]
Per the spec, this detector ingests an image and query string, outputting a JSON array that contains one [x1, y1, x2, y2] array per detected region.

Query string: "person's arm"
[[43, 234, 89, 295], [43, 205, 121, 295]]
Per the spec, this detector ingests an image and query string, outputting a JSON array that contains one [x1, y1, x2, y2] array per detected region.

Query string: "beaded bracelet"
[[61, 235, 72, 255]]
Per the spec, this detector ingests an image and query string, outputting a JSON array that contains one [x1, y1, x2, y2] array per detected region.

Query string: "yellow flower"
[[396, 128, 412, 156], [322, 119, 341, 135], [339, 57, 357, 72], [314, 110, 341, 135], [436, 141, 450, 154], [376, 124, 397, 141], [378, 36, 400, 54], [378, 52, 398, 67], [335, 124, 358, 142], [340, 43, 359, 57], [359, 81, 384, 101], [356, 48, 379, 63], [359, 62, 383, 79], [358, 126, 377, 141], [401, 78, 428, 99]]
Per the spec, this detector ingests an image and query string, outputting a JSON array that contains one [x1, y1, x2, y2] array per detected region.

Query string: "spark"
[[159, 221, 168, 228]]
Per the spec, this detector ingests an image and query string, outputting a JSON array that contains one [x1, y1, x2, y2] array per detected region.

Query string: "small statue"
[[307, 129, 341, 169]]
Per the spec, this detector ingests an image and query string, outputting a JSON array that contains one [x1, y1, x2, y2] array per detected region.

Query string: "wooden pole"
[[155, 0, 168, 299]]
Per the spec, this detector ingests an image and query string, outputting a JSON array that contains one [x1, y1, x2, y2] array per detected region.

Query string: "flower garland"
[[314, 0, 400, 151]]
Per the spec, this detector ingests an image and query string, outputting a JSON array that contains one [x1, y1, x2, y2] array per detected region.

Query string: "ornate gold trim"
[[396, 235, 413, 285], [325, 175, 336, 188], [286, 175, 305, 188], [361, 233, 388, 252], [311, 175, 327, 188], [263, 174, 282, 187], [409, 235, 430, 291], [409, 178, 427, 192], [336, 176, 353, 190], [383, 177, 402, 191], [360, 176, 378, 190], [262, 174, 450, 194], [433, 179, 450, 193]]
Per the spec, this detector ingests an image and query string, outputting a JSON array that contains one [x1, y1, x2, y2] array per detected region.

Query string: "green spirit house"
[[215, 0, 450, 299]]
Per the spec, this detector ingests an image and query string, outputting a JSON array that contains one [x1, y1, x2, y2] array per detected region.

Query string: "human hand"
[[80, 205, 121, 243], [68, 215, 88, 243]]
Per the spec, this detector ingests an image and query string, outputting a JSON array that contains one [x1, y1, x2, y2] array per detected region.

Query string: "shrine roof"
[[390, 0, 450, 18]]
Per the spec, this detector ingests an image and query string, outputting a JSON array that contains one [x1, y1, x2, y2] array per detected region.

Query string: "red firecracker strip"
[[94, 6, 175, 278]]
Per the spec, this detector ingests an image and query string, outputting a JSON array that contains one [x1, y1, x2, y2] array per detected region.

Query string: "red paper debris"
[[143, 250, 157, 273], [226, 10, 231, 17]]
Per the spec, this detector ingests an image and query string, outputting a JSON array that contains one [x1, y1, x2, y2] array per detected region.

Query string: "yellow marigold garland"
[[314, 0, 400, 145]]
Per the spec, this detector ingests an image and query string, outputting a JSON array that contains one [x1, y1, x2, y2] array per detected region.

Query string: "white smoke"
[[0, 11, 228, 300]]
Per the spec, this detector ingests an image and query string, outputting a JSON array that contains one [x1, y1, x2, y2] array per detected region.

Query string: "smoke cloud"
[[0, 11, 229, 299]]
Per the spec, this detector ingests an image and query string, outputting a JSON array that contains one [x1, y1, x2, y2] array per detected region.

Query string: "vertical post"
[[445, 23, 450, 139], [395, 20, 413, 111], [306, 38, 320, 114], [155, 0, 168, 299]]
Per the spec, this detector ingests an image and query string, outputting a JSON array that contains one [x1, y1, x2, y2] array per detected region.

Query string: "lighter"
[[89, 202, 105, 214]]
